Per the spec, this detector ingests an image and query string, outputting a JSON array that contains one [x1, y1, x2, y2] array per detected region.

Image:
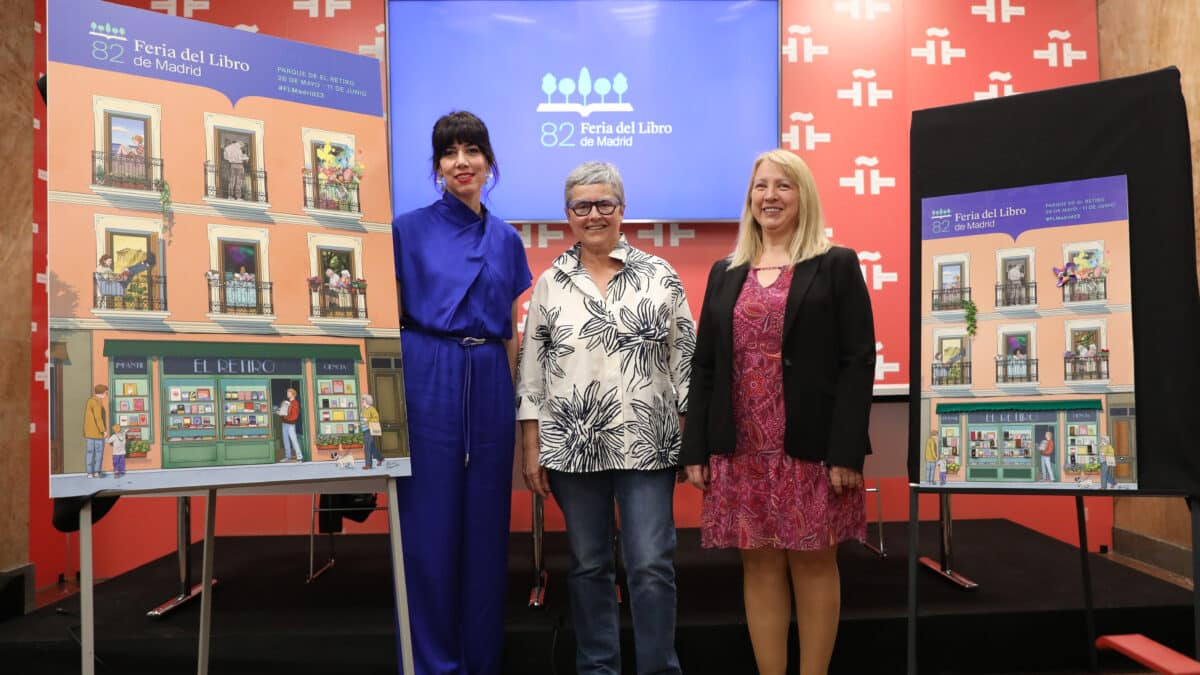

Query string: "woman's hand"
[[521, 422, 550, 498], [827, 465, 864, 495], [684, 464, 710, 492]]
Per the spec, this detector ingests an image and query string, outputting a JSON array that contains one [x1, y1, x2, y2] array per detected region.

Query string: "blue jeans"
[[282, 423, 301, 460], [85, 438, 104, 474], [364, 433, 382, 465], [548, 469, 681, 675]]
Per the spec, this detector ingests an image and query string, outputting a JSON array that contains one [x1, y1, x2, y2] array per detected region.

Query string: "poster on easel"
[[918, 175, 1137, 491], [46, 0, 408, 498]]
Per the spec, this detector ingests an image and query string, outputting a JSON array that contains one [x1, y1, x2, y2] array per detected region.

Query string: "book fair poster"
[[918, 176, 1137, 491], [47, 0, 405, 498]]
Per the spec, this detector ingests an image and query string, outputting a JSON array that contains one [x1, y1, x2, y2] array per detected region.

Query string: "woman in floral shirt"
[[516, 161, 695, 675]]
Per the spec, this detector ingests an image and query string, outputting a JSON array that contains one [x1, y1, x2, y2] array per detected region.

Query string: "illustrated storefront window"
[[160, 355, 306, 468], [1065, 410, 1099, 473], [314, 359, 362, 449], [963, 410, 1056, 482], [165, 378, 219, 442], [110, 356, 151, 443], [222, 380, 271, 440]]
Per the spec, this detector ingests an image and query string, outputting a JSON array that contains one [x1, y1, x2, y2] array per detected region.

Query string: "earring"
[[486, 171, 493, 181], [437, 176, 445, 190]]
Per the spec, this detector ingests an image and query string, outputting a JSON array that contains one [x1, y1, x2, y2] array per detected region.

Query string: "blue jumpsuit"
[[392, 190, 532, 674]]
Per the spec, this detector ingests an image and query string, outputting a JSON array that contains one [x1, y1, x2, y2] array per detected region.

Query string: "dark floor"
[[0, 519, 1189, 674]]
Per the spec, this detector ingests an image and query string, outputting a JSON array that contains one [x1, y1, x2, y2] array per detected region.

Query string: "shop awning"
[[103, 340, 361, 361], [936, 400, 1102, 414]]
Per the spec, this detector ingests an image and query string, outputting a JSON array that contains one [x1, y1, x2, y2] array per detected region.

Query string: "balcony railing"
[[995, 281, 1038, 307], [94, 274, 167, 311], [932, 286, 970, 312], [91, 151, 164, 191], [932, 360, 971, 386], [207, 277, 273, 315], [995, 357, 1038, 384], [1062, 277, 1108, 302], [303, 170, 361, 213], [1064, 353, 1109, 381], [204, 161, 268, 203], [310, 283, 368, 319]]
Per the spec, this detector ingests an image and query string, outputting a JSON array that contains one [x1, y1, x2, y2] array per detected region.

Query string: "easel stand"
[[78, 479, 415, 675], [147, 497, 215, 617], [906, 487, 1200, 675]]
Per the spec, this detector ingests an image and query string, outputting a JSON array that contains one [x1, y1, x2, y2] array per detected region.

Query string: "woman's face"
[[565, 183, 623, 254], [438, 141, 489, 203], [750, 160, 801, 240]]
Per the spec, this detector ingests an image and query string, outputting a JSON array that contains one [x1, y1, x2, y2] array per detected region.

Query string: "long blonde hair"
[[729, 150, 831, 268]]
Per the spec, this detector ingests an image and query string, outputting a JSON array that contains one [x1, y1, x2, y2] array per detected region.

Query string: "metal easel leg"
[[80, 498, 94, 675], [861, 481, 887, 557], [528, 493, 548, 607], [148, 496, 213, 617], [918, 492, 978, 589], [307, 494, 335, 583]]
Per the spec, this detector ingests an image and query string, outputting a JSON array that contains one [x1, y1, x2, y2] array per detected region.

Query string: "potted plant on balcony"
[[307, 275, 322, 292], [339, 432, 363, 450], [1083, 461, 1102, 475], [1062, 461, 1083, 475], [315, 434, 341, 451], [350, 278, 367, 293]]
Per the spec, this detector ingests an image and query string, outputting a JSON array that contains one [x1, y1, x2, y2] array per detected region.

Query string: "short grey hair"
[[362, 394, 374, 406], [563, 161, 625, 207]]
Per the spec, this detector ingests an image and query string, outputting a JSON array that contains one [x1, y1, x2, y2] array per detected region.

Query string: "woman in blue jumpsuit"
[[392, 111, 532, 674]]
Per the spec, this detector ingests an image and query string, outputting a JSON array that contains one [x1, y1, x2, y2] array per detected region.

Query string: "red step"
[[1096, 634, 1200, 674]]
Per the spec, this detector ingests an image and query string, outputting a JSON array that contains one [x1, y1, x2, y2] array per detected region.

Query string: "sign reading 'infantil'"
[[162, 357, 303, 376]]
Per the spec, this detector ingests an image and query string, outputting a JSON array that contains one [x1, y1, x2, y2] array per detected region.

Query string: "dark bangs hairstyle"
[[430, 111, 499, 184]]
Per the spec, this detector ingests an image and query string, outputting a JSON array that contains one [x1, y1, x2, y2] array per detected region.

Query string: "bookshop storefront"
[[935, 399, 1103, 484], [103, 340, 362, 469]]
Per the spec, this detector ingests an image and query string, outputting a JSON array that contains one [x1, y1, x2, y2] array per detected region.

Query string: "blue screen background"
[[387, 0, 779, 222]]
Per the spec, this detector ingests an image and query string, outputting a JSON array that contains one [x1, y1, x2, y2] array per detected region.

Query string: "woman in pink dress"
[[682, 150, 876, 675]]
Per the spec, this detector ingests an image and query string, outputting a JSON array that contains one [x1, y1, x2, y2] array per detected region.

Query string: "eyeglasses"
[[567, 199, 621, 217]]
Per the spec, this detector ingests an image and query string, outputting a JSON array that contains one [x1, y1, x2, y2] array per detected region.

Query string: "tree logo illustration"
[[537, 68, 634, 117]]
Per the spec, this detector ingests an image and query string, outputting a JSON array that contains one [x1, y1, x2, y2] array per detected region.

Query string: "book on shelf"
[[320, 382, 331, 394], [123, 383, 137, 396], [197, 388, 211, 401], [170, 387, 182, 402], [133, 398, 145, 411], [332, 380, 345, 394]]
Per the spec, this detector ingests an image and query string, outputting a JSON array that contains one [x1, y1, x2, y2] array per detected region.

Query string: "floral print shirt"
[[516, 236, 696, 473]]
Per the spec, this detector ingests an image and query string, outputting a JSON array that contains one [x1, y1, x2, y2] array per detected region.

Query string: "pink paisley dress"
[[701, 265, 866, 550]]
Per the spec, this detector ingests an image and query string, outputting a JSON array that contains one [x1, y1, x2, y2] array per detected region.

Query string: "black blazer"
[[680, 246, 876, 471]]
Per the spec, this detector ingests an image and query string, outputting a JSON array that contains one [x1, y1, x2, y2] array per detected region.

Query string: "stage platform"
[[0, 519, 1189, 674]]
